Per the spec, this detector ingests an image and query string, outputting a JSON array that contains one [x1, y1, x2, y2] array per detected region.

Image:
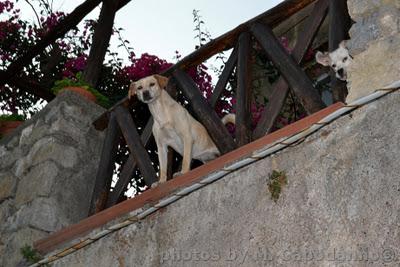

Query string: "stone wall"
[[347, 0, 400, 102], [0, 91, 105, 267], [50, 89, 400, 266]]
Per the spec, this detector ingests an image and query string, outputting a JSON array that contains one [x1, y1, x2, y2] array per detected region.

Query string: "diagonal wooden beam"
[[236, 32, 253, 146], [106, 117, 154, 207], [89, 112, 121, 215], [173, 69, 236, 154], [253, 0, 329, 139], [114, 106, 158, 187], [250, 22, 325, 115], [210, 48, 238, 108]]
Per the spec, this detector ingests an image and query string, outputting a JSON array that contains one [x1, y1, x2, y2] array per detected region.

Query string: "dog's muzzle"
[[142, 90, 152, 102]]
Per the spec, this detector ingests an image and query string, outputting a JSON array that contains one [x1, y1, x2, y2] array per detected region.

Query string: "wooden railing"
[[90, 0, 350, 214]]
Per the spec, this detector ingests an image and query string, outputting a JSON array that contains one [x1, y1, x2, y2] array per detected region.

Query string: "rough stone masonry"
[[0, 91, 105, 267], [346, 0, 400, 102]]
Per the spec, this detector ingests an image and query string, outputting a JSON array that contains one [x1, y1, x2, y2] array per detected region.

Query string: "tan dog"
[[129, 75, 235, 184]]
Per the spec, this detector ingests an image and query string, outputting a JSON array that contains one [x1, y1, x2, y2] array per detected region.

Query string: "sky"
[[17, 0, 284, 63]]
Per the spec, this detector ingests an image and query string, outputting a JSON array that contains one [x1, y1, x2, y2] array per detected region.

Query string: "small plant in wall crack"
[[20, 245, 49, 266], [267, 170, 287, 202]]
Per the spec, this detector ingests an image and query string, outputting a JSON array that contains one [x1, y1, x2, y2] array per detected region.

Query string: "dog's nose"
[[143, 90, 151, 101], [337, 68, 344, 77]]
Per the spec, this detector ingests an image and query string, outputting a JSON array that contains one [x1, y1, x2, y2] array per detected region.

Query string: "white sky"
[[17, 0, 284, 63]]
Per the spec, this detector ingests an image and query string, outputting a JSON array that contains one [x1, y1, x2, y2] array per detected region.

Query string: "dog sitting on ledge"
[[129, 74, 235, 185], [315, 40, 353, 81]]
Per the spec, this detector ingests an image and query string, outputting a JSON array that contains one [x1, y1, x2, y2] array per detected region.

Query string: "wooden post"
[[114, 106, 158, 186], [173, 69, 236, 154], [89, 112, 121, 215], [250, 22, 326, 115], [236, 32, 252, 146], [210, 48, 238, 108], [253, 0, 329, 139], [329, 0, 352, 102], [82, 0, 121, 87]]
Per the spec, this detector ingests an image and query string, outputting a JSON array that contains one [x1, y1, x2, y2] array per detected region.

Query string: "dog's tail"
[[221, 113, 236, 125]]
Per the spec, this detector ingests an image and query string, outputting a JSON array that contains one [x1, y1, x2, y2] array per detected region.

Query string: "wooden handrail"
[[93, 0, 317, 131]]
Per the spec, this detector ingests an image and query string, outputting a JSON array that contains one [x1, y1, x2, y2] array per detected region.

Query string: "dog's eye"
[[343, 57, 348, 62], [332, 64, 336, 68], [150, 82, 155, 87], [137, 86, 143, 90]]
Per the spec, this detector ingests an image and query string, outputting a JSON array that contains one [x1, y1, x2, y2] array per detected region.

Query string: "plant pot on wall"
[[61, 86, 97, 103], [51, 74, 111, 108], [0, 121, 23, 137], [0, 114, 25, 137]]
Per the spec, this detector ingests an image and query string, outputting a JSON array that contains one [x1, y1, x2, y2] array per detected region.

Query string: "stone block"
[[0, 227, 48, 267], [347, 34, 400, 102], [12, 198, 69, 232], [15, 162, 59, 208], [14, 137, 79, 177], [0, 172, 18, 201]]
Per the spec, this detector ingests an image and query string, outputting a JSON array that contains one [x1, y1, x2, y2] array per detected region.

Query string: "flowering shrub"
[[0, 1, 219, 119]]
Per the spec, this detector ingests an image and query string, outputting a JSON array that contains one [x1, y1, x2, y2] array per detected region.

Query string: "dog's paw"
[[151, 182, 159, 188], [173, 171, 183, 178]]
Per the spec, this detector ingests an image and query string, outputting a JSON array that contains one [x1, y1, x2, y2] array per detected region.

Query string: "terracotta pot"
[[61, 86, 97, 103], [0, 121, 23, 137]]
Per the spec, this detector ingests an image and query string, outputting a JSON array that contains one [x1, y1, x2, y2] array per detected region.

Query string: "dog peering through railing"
[[90, 0, 351, 214]]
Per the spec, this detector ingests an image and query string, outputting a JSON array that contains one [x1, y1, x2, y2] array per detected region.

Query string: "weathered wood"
[[115, 106, 158, 186], [82, 0, 120, 87], [250, 22, 325, 114], [329, 0, 351, 102], [93, 0, 318, 130], [253, 0, 329, 139], [173, 69, 236, 154], [89, 112, 121, 215], [236, 32, 252, 146], [106, 117, 154, 207], [210, 48, 238, 108]]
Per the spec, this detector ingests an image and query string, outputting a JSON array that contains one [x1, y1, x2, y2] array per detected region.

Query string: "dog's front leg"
[[157, 142, 168, 184], [181, 137, 193, 174]]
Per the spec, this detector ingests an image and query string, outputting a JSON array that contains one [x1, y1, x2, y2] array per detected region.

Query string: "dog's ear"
[[128, 82, 136, 99], [339, 40, 348, 49], [154, 74, 169, 89], [315, 51, 331, 66]]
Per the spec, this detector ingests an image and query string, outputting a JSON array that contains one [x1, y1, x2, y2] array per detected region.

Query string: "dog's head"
[[315, 40, 352, 81], [128, 75, 169, 103]]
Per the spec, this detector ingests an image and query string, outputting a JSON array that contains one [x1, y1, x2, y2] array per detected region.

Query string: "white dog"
[[315, 40, 353, 81], [129, 75, 235, 184]]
